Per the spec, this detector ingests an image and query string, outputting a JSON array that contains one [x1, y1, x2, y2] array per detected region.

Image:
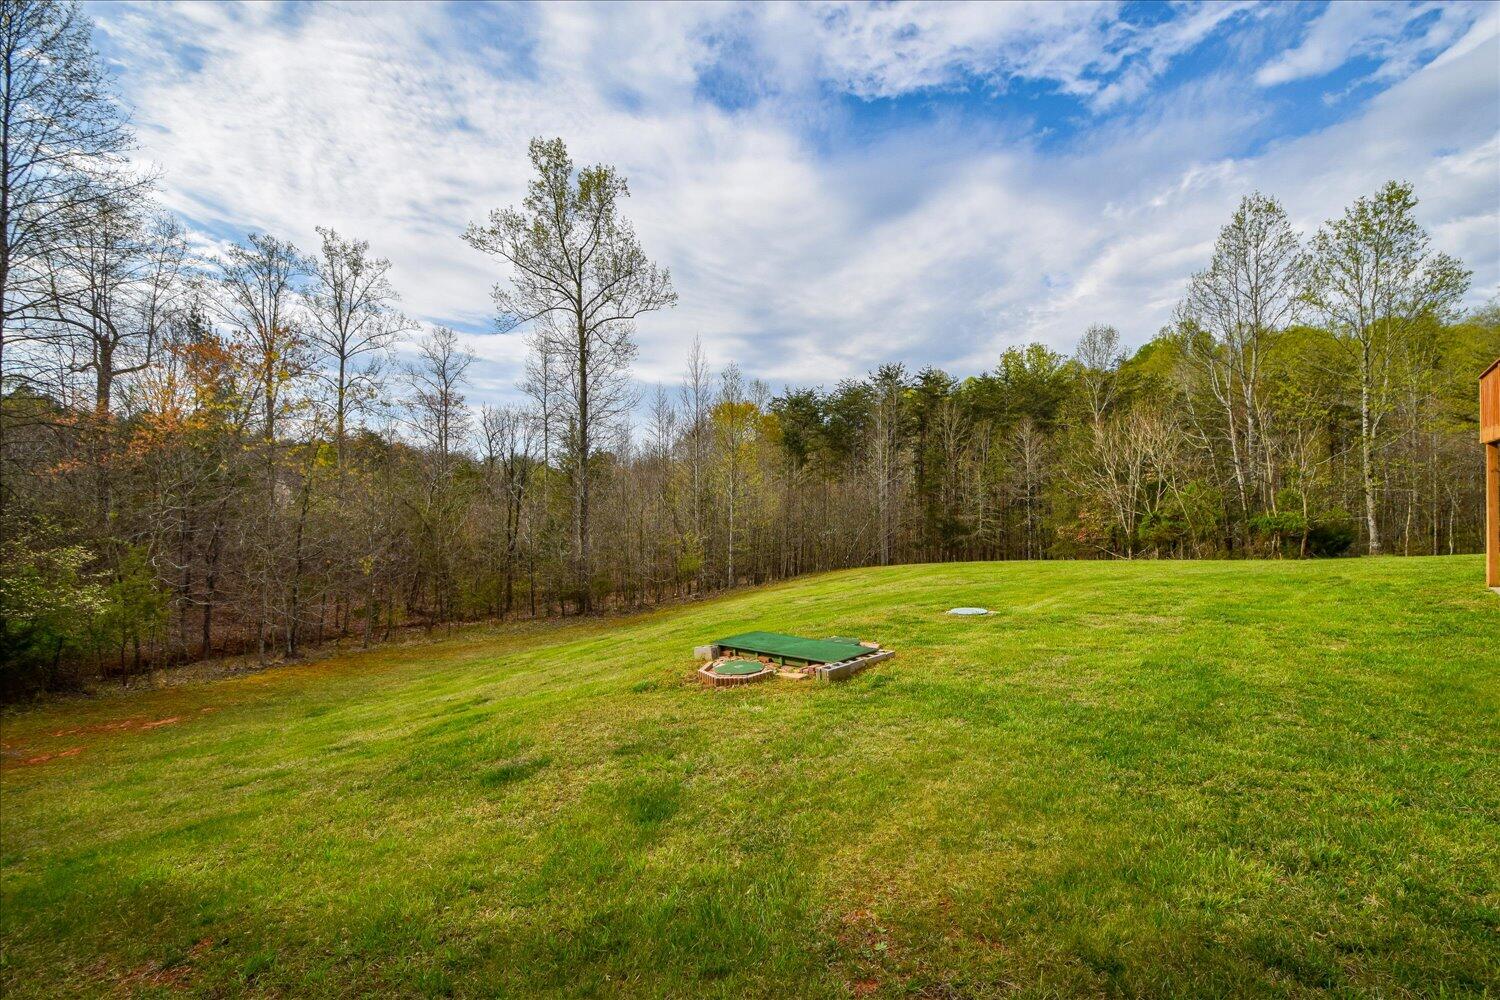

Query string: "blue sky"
[[88, 0, 1499, 403]]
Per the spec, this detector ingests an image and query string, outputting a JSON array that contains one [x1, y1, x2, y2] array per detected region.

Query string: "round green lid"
[[712, 659, 764, 676]]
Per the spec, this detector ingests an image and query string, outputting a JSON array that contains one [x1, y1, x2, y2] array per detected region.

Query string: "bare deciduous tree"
[[869, 363, 908, 566], [1074, 323, 1124, 426], [45, 194, 185, 417], [679, 335, 711, 591], [1176, 193, 1307, 543], [0, 0, 141, 512], [479, 403, 536, 616], [1305, 181, 1470, 554], [217, 234, 309, 443], [305, 227, 411, 465], [464, 137, 675, 609], [402, 325, 475, 626], [406, 325, 473, 467]]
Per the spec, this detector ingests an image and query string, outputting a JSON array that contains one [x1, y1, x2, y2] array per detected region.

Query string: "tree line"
[[2, 0, 1495, 695]]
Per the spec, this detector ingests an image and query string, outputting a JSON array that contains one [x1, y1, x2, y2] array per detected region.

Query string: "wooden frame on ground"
[[694, 633, 895, 685]]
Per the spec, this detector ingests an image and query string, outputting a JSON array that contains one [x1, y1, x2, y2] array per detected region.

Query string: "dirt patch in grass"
[[49, 706, 215, 738], [112, 937, 215, 992], [12, 747, 83, 767], [2, 706, 219, 770], [838, 909, 904, 997]]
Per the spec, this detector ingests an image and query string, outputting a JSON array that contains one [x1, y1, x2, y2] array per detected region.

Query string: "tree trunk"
[[574, 313, 592, 613], [286, 472, 313, 657], [1360, 352, 1382, 555]]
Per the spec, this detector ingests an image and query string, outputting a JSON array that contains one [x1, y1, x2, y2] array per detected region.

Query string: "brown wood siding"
[[1482, 357, 1500, 444], [1488, 442, 1499, 588], [1483, 360, 1500, 588]]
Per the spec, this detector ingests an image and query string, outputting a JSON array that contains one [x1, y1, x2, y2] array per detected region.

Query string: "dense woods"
[[2, 1, 1495, 695]]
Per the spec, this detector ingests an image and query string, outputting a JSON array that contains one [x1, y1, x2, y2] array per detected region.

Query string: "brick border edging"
[[697, 659, 777, 687]]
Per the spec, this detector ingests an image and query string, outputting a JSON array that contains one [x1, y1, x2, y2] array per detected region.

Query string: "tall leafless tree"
[[45, 193, 185, 417], [217, 234, 309, 444], [715, 362, 750, 587], [1176, 193, 1307, 543], [869, 363, 908, 566], [406, 325, 473, 468], [305, 227, 411, 466], [0, 0, 141, 514], [402, 325, 474, 625], [1305, 181, 1469, 554], [464, 137, 675, 610], [1074, 323, 1124, 426], [679, 335, 711, 591], [479, 402, 536, 616]]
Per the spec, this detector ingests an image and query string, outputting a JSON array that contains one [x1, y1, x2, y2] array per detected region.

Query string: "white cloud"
[[90, 0, 1499, 405], [712, 1, 1258, 110], [798, 1, 1119, 100], [1255, 0, 1482, 87]]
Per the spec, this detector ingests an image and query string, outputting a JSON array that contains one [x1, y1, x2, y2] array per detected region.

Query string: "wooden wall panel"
[[1482, 360, 1499, 589], [1488, 442, 1499, 589], [1482, 358, 1500, 445]]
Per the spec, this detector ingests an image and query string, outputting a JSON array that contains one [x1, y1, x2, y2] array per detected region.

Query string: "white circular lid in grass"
[[947, 607, 991, 616]]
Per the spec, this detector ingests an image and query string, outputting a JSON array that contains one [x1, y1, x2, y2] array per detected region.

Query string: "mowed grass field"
[[2, 558, 1497, 997]]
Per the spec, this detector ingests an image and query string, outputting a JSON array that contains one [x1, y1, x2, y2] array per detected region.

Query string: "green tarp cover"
[[714, 631, 868, 665]]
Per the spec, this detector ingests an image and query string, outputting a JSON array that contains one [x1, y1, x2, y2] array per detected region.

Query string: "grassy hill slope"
[[2, 558, 1497, 997]]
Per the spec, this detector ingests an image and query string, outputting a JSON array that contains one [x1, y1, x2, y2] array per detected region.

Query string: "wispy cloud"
[[1255, 0, 1481, 87]]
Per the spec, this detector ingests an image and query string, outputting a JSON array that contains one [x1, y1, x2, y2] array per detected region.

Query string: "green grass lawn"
[[2, 558, 1497, 997]]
